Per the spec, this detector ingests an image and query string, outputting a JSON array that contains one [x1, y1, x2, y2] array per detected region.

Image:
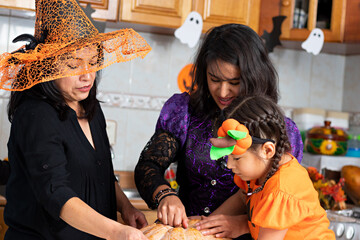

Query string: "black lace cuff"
[[134, 130, 179, 209]]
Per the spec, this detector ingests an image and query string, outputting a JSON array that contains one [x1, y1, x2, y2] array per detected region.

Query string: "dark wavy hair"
[[224, 95, 291, 193], [7, 34, 102, 122], [189, 24, 279, 120], [7, 74, 100, 122]]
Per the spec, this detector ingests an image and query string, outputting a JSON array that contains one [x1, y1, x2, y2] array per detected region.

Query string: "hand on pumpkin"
[[108, 224, 148, 240], [195, 214, 249, 238], [120, 205, 148, 229], [157, 194, 188, 228]]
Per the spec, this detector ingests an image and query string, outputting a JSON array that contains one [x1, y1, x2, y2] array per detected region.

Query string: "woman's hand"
[[121, 205, 148, 229], [114, 181, 147, 229], [108, 224, 148, 240], [195, 214, 249, 238], [157, 195, 188, 228]]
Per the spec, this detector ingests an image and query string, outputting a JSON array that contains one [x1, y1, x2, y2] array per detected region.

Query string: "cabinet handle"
[[282, 0, 290, 7]]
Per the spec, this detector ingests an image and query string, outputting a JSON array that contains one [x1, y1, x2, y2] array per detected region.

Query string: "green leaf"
[[227, 130, 246, 140], [210, 146, 235, 160]]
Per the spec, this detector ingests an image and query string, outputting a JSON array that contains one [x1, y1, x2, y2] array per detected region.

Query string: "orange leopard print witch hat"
[[0, 0, 151, 91]]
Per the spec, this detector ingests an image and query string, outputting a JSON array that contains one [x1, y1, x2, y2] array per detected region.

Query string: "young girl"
[[207, 95, 335, 240]]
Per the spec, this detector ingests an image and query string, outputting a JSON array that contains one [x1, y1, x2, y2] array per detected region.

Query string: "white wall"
[[343, 55, 360, 112], [0, 13, 359, 170]]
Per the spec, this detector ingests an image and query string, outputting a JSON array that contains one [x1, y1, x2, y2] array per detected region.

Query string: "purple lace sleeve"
[[285, 117, 304, 163], [156, 93, 190, 148]]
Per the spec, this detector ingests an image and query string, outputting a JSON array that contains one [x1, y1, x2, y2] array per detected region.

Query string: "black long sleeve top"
[[0, 160, 10, 185], [5, 98, 116, 240]]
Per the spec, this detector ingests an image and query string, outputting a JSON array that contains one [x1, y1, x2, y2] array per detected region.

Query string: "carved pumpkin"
[[141, 219, 231, 240]]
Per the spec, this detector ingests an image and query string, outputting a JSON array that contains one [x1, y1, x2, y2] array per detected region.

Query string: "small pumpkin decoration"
[[341, 165, 360, 206], [177, 64, 195, 93], [141, 219, 231, 240]]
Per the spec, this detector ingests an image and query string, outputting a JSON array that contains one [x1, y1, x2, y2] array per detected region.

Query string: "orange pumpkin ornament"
[[217, 119, 252, 155], [177, 64, 195, 93]]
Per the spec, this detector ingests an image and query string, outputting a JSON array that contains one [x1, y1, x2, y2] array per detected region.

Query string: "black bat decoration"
[[261, 16, 287, 53]]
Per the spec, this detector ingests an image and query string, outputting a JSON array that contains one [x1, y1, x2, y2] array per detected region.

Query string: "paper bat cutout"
[[261, 16, 286, 53]]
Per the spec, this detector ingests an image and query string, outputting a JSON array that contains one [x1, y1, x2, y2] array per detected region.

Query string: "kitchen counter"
[[115, 171, 158, 224], [301, 153, 360, 171], [130, 199, 149, 210]]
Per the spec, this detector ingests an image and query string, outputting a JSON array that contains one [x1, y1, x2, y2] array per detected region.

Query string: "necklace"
[[246, 181, 265, 196]]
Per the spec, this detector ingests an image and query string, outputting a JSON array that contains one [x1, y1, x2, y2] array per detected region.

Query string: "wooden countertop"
[[130, 199, 150, 210]]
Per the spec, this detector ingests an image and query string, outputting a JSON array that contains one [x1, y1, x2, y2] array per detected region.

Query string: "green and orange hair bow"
[[210, 119, 275, 160]]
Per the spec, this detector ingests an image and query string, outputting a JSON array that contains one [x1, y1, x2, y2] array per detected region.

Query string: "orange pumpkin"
[[218, 119, 252, 155], [341, 165, 360, 206], [141, 219, 231, 240], [177, 64, 195, 93]]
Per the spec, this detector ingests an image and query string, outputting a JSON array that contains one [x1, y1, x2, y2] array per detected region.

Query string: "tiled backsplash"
[[0, 11, 359, 171]]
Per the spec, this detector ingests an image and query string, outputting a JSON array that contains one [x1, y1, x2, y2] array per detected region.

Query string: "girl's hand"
[[120, 205, 148, 229], [195, 214, 249, 238], [108, 224, 148, 240], [157, 195, 188, 228]]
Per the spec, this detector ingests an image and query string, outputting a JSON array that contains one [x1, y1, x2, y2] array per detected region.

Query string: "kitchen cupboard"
[[0, 0, 34, 11], [120, 0, 192, 29], [192, 0, 260, 32], [280, 0, 360, 42], [120, 0, 260, 32], [0, 0, 119, 21]]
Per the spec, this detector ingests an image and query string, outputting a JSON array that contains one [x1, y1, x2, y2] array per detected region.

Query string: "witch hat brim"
[[0, 0, 151, 91]]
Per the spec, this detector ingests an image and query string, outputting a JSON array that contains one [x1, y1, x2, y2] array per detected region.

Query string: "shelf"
[[301, 152, 360, 171]]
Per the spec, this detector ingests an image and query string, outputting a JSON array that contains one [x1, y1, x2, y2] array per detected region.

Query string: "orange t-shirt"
[[234, 156, 335, 240]]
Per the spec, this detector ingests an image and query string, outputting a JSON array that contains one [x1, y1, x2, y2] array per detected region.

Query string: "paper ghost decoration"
[[301, 28, 324, 55], [174, 11, 203, 48], [261, 16, 286, 53]]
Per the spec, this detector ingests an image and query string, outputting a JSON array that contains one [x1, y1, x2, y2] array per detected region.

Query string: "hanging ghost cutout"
[[301, 28, 324, 55], [174, 11, 203, 48]]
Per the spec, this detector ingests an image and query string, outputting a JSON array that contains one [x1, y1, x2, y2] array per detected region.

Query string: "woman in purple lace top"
[[135, 24, 303, 239]]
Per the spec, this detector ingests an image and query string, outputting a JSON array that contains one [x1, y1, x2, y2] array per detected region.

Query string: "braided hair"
[[224, 95, 292, 194]]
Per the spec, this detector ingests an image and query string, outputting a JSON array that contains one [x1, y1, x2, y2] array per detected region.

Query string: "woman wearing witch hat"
[[0, 0, 151, 239]]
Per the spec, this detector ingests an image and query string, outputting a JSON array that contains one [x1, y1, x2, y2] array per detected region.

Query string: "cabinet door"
[[280, 0, 346, 42], [79, 0, 119, 21], [0, 0, 35, 10], [193, 0, 261, 33], [0, 0, 118, 22], [120, 0, 192, 28]]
